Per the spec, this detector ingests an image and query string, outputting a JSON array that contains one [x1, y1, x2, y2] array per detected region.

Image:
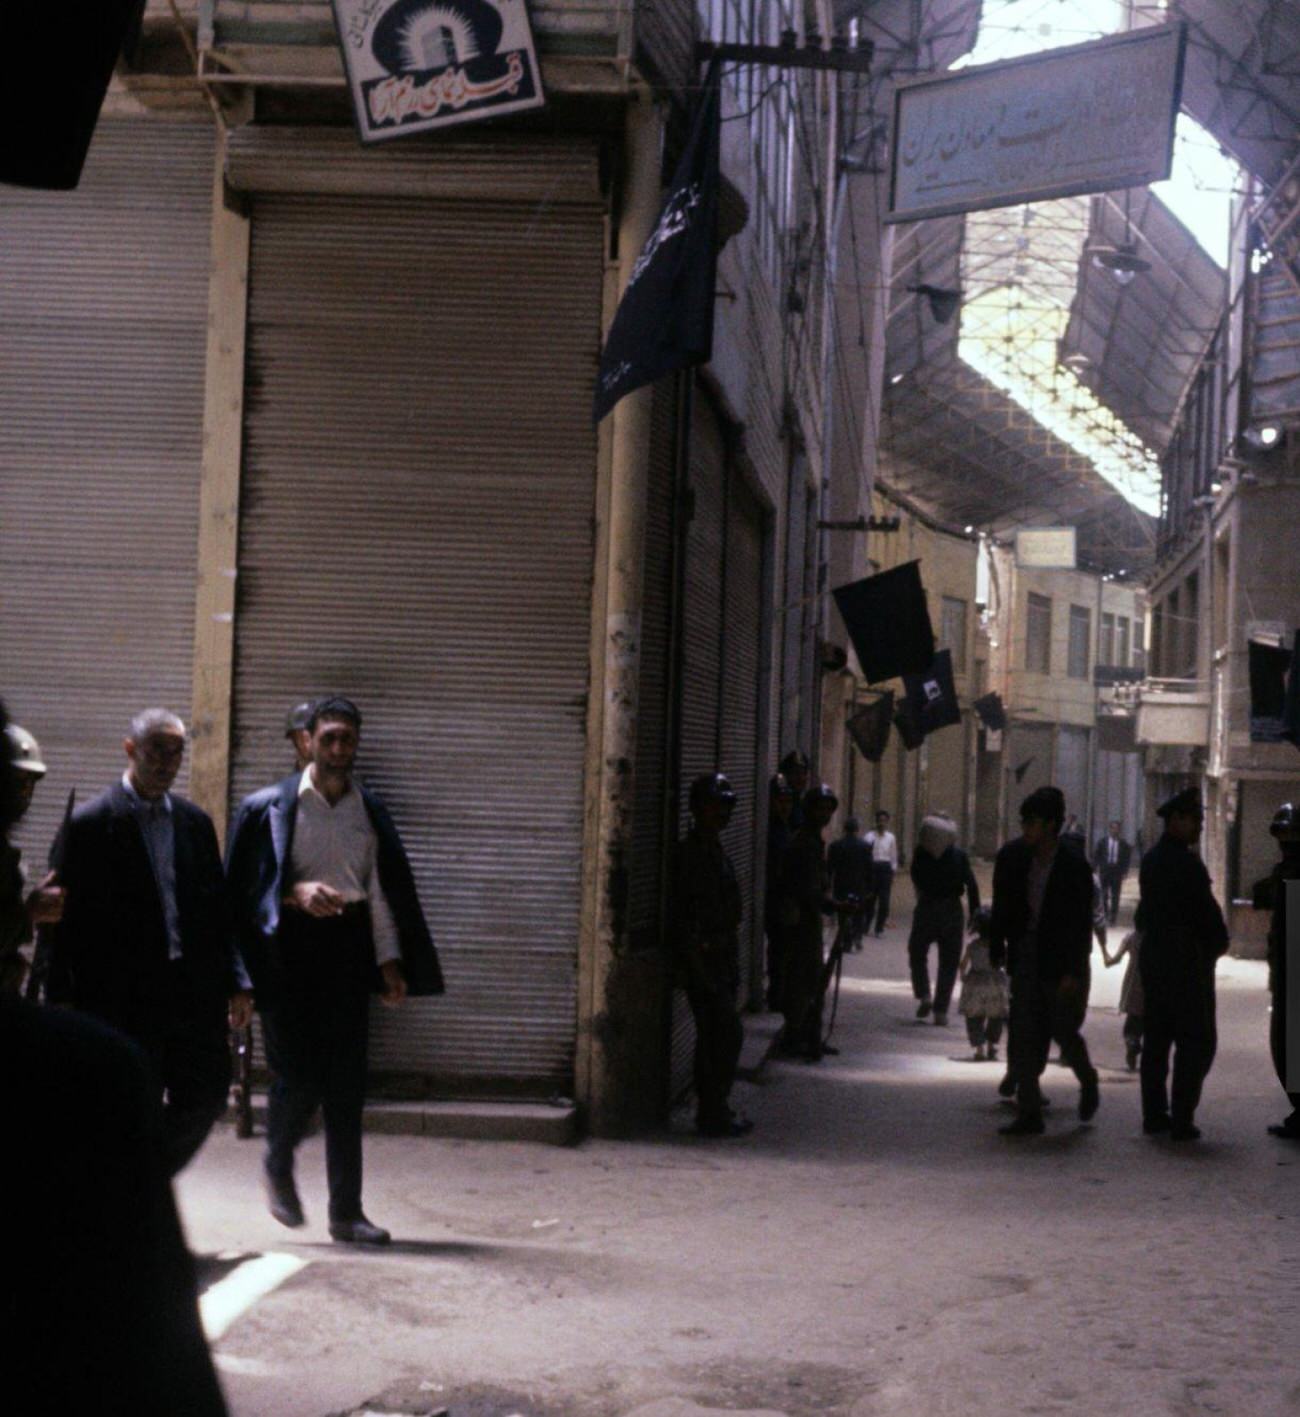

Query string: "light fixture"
[[1210, 480, 1222, 494], [1090, 189, 1151, 286], [890, 372, 906, 386], [964, 524, 974, 534], [1062, 351, 1092, 371], [1238, 423, 1286, 455]]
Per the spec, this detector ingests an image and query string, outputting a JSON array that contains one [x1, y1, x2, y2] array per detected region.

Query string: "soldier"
[[674, 772, 751, 1138], [765, 773, 795, 1009], [779, 750, 811, 830], [776, 782, 849, 1062], [828, 815, 873, 953], [1264, 803, 1300, 1140], [1135, 788, 1229, 1141], [285, 700, 317, 773], [0, 724, 63, 996]]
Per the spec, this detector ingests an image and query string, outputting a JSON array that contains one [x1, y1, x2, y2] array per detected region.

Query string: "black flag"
[[847, 694, 894, 762], [593, 64, 721, 423], [832, 561, 936, 685], [973, 692, 1007, 732], [1249, 638, 1292, 742], [903, 649, 962, 738]]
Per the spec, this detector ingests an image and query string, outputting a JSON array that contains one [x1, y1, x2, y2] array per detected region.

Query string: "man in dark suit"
[[226, 696, 443, 1245], [1093, 819, 1132, 924], [50, 708, 252, 1176], [990, 785, 1100, 1136]]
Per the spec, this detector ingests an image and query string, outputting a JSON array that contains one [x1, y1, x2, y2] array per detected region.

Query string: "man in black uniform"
[[1135, 788, 1229, 1141], [827, 815, 873, 952], [779, 750, 811, 830], [776, 782, 846, 1061], [674, 772, 751, 1137], [765, 773, 795, 1008], [1264, 802, 1300, 1140], [990, 786, 1099, 1135]]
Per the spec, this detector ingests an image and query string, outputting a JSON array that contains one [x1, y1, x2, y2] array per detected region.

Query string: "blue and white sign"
[[332, 0, 545, 143]]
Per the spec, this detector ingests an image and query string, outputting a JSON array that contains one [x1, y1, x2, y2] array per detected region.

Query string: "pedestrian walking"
[[958, 905, 1008, 1061], [1093, 820, 1133, 925], [865, 809, 899, 936], [1263, 802, 1300, 1140], [50, 709, 252, 1176], [1100, 928, 1144, 1072], [776, 782, 847, 1062], [1134, 788, 1228, 1141], [990, 787, 1099, 1136], [827, 815, 873, 952], [765, 773, 795, 1009], [907, 814, 979, 1026], [0, 723, 63, 996], [674, 772, 751, 1138], [225, 696, 443, 1244]]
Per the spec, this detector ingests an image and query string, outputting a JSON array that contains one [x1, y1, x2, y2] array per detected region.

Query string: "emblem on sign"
[[332, 0, 545, 143]]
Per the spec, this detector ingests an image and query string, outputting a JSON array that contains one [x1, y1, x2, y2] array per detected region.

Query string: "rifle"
[[24, 788, 74, 1003], [758, 898, 857, 1071]]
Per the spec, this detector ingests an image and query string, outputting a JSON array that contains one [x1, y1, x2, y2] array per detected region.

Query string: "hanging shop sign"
[[1015, 526, 1076, 570], [332, 0, 545, 143], [887, 23, 1186, 224]]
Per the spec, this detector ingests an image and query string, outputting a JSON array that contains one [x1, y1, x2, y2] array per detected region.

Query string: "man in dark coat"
[[1264, 802, 1300, 1140], [225, 696, 443, 1244], [765, 773, 795, 1009], [1093, 819, 1133, 924], [908, 822, 980, 1026], [50, 708, 252, 1176], [673, 772, 750, 1137], [1135, 788, 1229, 1141], [990, 786, 1099, 1135], [827, 815, 873, 952]]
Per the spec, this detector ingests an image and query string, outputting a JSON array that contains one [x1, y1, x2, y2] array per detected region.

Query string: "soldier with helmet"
[[0, 723, 63, 995], [285, 700, 317, 773], [1264, 802, 1300, 1140], [776, 781, 850, 1062], [1134, 787, 1229, 1141], [674, 771, 751, 1137]]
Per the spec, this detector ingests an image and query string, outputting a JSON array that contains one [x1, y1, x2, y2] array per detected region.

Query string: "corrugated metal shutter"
[[924, 722, 967, 836], [1056, 725, 1090, 826], [229, 170, 603, 1096], [0, 119, 213, 862], [1009, 725, 1054, 809]]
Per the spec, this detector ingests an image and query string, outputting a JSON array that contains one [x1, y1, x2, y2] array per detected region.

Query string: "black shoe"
[[1125, 1045, 1140, 1072], [1169, 1123, 1201, 1142], [916, 1000, 932, 1019], [329, 1215, 391, 1246], [698, 1114, 754, 1138], [1000, 1114, 1045, 1136], [819, 1043, 841, 1056], [932, 1012, 948, 1027], [997, 1071, 1016, 1098], [265, 1171, 305, 1229], [1143, 1114, 1172, 1135], [988, 1045, 999, 1062], [1079, 1071, 1100, 1122], [1268, 1121, 1300, 1139]]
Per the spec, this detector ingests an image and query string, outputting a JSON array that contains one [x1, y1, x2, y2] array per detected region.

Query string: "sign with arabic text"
[[332, 0, 544, 143], [887, 23, 1185, 223]]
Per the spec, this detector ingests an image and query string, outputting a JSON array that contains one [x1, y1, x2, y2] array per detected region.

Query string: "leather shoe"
[[329, 1216, 391, 1246], [265, 1172, 305, 1229], [916, 1000, 932, 1019], [1078, 1071, 1100, 1122], [698, 1115, 754, 1138], [1143, 1114, 1171, 1135], [1169, 1123, 1201, 1142], [997, 1071, 1016, 1098], [1000, 1114, 1045, 1136]]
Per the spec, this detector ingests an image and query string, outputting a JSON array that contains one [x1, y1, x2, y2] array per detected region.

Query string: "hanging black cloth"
[[832, 561, 936, 685]]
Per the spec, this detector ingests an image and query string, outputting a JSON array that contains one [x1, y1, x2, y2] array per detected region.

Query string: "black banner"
[[848, 694, 894, 762], [1249, 639, 1292, 742], [832, 561, 936, 685], [594, 63, 721, 423], [903, 649, 962, 738]]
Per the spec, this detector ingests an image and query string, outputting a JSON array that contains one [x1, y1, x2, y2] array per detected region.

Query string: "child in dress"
[[1101, 928, 1144, 1071], [958, 905, 1009, 1062]]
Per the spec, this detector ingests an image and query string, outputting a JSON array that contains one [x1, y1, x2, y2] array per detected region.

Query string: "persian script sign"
[[332, 0, 545, 143], [1015, 527, 1077, 570], [887, 23, 1186, 223]]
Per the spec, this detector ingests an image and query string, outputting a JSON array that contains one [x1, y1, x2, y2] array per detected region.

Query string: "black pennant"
[[593, 62, 722, 423]]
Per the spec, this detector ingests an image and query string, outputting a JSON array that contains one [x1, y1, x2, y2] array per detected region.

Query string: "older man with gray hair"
[[51, 708, 252, 1175]]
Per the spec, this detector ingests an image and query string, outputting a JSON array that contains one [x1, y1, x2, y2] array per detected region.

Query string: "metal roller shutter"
[[0, 119, 213, 861], [1056, 725, 1090, 827], [230, 172, 603, 1096], [924, 722, 967, 837]]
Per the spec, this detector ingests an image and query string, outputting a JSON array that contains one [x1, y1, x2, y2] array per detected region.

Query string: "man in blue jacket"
[[226, 696, 443, 1245]]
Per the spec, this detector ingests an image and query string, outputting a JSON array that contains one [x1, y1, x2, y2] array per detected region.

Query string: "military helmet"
[[285, 699, 316, 737], [1270, 802, 1300, 838], [803, 781, 839, 812], [769, 772, 794, 799], [689, 772, 738, 810], [4, 724, 46, 777]]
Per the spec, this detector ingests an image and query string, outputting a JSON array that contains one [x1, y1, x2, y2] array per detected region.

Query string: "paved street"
[[181, 899, 1300, 1417]]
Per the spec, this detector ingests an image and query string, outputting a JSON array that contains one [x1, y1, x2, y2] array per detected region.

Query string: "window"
[[940, 596, 968, 673], [1183, 573, 1200, 677], [1165, 590, 1180, 676], [1068, 604, 1091, 680], [1100, 612, 1115, 667], [1026, 592, 1052, 674], [1117, 615, 1131, 667]]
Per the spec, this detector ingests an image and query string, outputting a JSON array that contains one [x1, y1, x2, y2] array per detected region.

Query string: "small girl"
[[1102, 928, 1144, 1071], [958, 905, 1010, 1062]]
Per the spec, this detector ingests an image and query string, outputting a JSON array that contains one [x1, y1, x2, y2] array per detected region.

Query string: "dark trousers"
[[105, 961, 230, 1177], [908, 897, 964, 1013], [966, 1015, 1004, 1048], [1010, 971, 1094, 1118], [1100, 866, 1124, 922], [781, 928, 825, 1049], [685, 955, 743, 1127], [262, 911, 374, 1222], [1123, 1012, 1144, 1052], [1270, 986, 1300, 1118], [765, 908, 785, 1010], [871, 864, 894, 932], [1140, 971, 1216, 1129]]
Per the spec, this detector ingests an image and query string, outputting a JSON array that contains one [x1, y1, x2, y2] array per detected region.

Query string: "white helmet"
[[5, 724, 47, 777]]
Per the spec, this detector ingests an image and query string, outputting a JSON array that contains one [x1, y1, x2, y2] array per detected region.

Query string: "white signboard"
[[887, 24, 1186, 224], [332, 0, 545, 144], [1015, 527, 1077, 570]]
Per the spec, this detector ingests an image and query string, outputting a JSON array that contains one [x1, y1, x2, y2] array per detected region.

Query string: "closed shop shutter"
[[0, 119, 213, 860], [1056, 725, 1090, 826], [924, 722, 966, 835], [1009, 725, 1054, 809], [229, 163, 603, 1095]]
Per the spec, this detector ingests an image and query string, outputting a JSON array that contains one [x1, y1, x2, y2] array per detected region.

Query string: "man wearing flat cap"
[[1134, 788, 1229, 1141]]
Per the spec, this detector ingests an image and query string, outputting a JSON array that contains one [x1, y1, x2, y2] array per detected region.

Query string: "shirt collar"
[[121, 771, 172, 814], [299, 765, 354, 805]]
